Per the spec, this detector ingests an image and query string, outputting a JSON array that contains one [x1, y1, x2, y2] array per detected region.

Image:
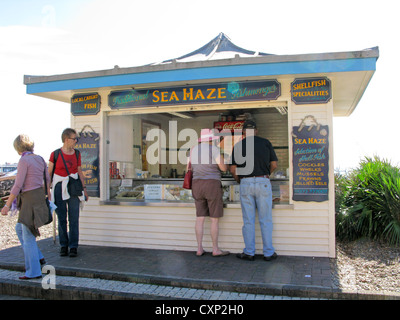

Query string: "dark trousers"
[[54, 182, 80, 249]]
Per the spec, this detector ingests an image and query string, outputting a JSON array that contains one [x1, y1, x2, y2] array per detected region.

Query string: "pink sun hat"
[[198, 128, 220, 142]]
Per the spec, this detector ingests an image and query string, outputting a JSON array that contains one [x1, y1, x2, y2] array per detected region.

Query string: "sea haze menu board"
[[75, 132, 100, 197], [292, 125, 329, 202]]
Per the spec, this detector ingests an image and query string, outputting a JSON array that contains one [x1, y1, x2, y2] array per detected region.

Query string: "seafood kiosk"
[[24, 33, 378, 257]]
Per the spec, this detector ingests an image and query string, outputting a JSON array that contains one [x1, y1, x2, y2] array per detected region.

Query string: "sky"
[[0, 0, 399, 171]]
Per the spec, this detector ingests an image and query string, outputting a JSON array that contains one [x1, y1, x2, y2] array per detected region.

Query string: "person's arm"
[[186, 148, 192, 171], [48, 161, 54, 182], [229, 164, 240, 183], [11, 160, 26, 196], [215, 153, 228, 172], [76, 151, 89, 201], [229, 145, 240, 183], [78, 166, 89, 201], [270, 161, 278, 175], [43, 160, 51, 197], [1, 193, 16, 216], [267, 140, 278, 176], [2, 160, 26, 215]]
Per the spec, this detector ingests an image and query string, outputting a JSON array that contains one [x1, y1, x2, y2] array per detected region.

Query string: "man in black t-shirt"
[[230, 120, 278, 262]]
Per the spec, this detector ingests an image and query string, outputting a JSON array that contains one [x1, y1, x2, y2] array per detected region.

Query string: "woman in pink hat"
[[189, 129, 230, 257]]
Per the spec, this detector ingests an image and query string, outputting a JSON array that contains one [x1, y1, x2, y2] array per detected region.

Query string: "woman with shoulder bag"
[[48, 128, 89, 257], [191, 129, 230, 257], [1, 134, 50, 279]]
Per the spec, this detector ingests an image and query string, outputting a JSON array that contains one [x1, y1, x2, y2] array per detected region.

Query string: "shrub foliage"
[[336, 156, 400, 246]]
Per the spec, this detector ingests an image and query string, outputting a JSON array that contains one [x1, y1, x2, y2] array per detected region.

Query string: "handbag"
[[183, 153, 193, 190], [183, 168, 193, 189], [59, 151, 84, 197], [68, 176, 84, 197]]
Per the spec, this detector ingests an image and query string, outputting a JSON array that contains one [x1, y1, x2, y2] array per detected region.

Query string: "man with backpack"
[[48, 128, 89, 257]]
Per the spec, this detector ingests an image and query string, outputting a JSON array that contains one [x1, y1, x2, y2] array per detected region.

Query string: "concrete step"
[[0, 268, 319, 300]]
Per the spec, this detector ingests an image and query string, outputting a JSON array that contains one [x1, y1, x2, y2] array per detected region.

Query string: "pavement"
[[0, 237, 399, 301]]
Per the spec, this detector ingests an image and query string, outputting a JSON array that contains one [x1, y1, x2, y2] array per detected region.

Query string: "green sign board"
[[71, 93, 100, 115], [291, 77, 331, 105], [108, 80, 281, 109]]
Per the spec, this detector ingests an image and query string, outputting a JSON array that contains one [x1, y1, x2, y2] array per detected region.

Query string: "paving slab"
[[0, 237, 398, 300]]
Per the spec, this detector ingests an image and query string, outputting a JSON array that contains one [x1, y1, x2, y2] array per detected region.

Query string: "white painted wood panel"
[[79, 202, 331, 257]]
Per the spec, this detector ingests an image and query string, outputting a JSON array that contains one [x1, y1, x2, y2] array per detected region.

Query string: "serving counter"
[[103, 177, 289, 207]]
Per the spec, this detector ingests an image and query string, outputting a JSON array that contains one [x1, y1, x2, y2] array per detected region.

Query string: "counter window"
[[107, 108, 289, 204]]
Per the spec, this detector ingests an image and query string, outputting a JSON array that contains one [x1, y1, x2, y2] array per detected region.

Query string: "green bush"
[[336, 156, 400, 246], [334, 172, 348, 215]]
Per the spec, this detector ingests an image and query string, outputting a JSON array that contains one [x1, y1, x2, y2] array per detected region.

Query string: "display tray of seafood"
[[114, 184, 194, 201]]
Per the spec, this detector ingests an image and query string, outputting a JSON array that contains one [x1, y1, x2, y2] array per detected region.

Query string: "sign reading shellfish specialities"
[[292, 124, 329, 202], [291, 77, 331, 104]]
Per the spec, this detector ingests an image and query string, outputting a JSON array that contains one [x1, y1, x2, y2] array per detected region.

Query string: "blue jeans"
[[239, 177, 274, 256], [15, 223, 44, 278], [54, 182, 81, 249]]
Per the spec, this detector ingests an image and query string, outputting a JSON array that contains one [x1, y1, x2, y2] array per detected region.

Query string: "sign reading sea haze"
[[108, 80, 281, 109]]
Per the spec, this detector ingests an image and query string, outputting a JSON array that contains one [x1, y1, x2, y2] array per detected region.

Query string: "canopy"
[[152, 32, 271, 64]]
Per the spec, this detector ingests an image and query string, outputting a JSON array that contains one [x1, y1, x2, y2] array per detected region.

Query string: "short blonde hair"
[[13, 134, 34, 154]]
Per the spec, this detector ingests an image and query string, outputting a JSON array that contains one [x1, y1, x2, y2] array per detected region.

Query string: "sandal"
[[212, 251, 230, 257]]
